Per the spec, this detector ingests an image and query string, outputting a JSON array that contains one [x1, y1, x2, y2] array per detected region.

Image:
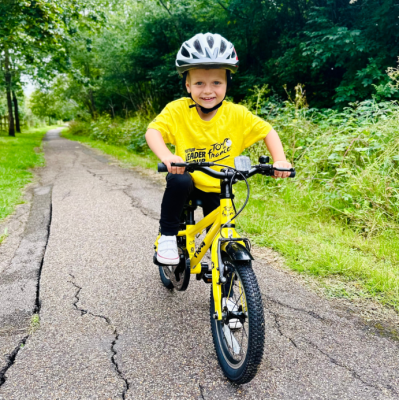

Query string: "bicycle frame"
[[155, 197, 244, 321], [153, 160, 294, 384]]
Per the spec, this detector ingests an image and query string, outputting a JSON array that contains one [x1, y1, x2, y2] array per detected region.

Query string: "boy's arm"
[[264, 128, 292, 178], [145, 128, 185, 174]]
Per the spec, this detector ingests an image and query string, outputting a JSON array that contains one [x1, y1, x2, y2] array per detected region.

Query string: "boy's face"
[[186, 69, 227, 109]]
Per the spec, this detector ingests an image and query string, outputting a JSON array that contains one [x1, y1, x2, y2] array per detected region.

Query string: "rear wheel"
[[210, 261, 265, 384], [159, 265, 174, 289]]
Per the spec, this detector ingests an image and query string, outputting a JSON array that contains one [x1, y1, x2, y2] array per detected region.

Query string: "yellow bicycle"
[[154, 156, 295, 384]]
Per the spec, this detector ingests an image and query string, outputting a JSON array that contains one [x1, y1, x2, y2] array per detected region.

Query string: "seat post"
[[186, 209, 195, 225]]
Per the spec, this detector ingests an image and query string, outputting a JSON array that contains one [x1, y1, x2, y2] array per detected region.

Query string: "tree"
[[0, 0, 107, 134], [29, 76, 81, 121], [30, 0, 399, 117]]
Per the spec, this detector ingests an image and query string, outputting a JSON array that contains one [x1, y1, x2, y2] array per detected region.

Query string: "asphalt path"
[[0, 129, 398, 399]]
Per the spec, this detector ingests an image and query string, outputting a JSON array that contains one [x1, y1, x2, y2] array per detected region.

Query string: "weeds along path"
[[0, 129, 397, 399]]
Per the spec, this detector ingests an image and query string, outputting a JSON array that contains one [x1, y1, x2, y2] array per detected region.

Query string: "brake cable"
[[209, 163, 251, 239]]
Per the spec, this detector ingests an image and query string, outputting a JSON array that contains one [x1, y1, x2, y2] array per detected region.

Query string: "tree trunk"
[[89, 89, 96, 119], [4, 49, 15, 137], [12, 91, 21, 133]]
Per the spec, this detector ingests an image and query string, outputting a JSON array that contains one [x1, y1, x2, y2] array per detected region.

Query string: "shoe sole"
[[157, 253, 180, 265], [229, 320, 243, 329]]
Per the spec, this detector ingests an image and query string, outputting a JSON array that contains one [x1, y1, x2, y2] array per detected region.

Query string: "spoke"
[[242, 325, 249, 339], [238, 279, 247, 312], [232, 285, 245, 307], [227, 273, 234, 299]]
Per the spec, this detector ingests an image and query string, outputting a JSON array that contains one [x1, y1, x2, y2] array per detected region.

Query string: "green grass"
[[0, 227, 8, 244], [62, 127, 398, 310], [29, 313, 40, 334], [0, 126, 58, 223], [235, 182, 399, 310], [61, 129, 159, 169]]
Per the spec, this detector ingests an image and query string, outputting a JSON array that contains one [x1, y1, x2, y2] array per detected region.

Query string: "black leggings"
[[160, 172, 220, 236], [160, 173, 235, 295]]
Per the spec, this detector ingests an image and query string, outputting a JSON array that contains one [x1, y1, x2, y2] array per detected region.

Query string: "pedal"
[[153, 252, 161, 266], [202, 273, 212, 284], [196, 262, 211, 281]]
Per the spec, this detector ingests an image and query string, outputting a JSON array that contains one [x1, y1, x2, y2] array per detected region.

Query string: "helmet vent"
[[175, 33, 239, 76], [193, 39, 204, 55], [220, 40, 226, 54], [207, 35, 214, 48], [181, 46, 190, 58]]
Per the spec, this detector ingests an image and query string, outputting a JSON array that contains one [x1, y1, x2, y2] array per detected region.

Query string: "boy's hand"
[[162, 155, 186, 175], [273, 161, 292, 178]]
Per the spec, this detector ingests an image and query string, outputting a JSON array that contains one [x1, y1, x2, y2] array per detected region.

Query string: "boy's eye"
[[194, 82, 203, 85], [213, 81, 221, 85]]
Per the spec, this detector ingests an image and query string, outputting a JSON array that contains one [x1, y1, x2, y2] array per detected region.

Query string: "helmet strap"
[[188, 93, 225, 114]]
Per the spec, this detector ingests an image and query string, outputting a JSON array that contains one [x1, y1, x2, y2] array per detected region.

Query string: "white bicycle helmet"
[[176, 33, 239, 76]]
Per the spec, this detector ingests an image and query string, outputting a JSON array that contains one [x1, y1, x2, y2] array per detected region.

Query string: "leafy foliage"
[[29, 0, 399, 118], [243, 85, 399, 236], [68, 112, 153, 153]]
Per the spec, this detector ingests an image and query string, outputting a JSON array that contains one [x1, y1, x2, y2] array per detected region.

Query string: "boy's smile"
[[186, 69, 227, 110]]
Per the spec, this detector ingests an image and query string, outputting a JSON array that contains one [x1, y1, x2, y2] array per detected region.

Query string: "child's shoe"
[[157, 235, 180, 265]]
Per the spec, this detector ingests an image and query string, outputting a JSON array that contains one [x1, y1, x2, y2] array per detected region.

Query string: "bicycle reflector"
[[234, 156, 252, 172]]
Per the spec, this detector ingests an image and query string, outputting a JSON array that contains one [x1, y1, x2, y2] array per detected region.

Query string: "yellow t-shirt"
[[148, 97, 272, 192]]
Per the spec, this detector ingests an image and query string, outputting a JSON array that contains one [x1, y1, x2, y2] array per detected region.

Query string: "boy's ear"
[[182, 71, 190, 93]]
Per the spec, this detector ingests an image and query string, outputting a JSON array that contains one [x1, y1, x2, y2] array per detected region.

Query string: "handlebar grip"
[[157, 163, 168, 173], [289, 170, 296, 178]]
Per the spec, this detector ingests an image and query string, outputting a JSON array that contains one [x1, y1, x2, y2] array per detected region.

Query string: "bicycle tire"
[[210, 260, 265, 384], [159, 265, 174, 289]]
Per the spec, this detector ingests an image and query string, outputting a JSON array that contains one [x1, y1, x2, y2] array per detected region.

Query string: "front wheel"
[[210, 261, 265, 384]]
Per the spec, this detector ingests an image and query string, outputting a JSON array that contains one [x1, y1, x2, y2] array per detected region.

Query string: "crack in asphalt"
[[199, 383, 205, 399], [266, 300, 394, 395], [85, 167, 159, 221], [122, 188, 159, 221], [265, 290, 396, 396], [0, 336, 29, 386], [302, 338, 395, 395], [263, 294, 327, 322], [85, 168, 107, 182], [0, 192, 52, 388], [34, 202, 52, 315], [68, 274, 130, 399], [267, 309, 298, 348], [61, 190, 71, 201]]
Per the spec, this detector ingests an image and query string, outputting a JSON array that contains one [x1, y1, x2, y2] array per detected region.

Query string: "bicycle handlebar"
[[157, 162, 296, 178]]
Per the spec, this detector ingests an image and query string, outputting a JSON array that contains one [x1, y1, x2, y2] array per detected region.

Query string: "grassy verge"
[[63, 127, 398, 310], [235, 182, 398, 309], [0, 126, 59, 224]]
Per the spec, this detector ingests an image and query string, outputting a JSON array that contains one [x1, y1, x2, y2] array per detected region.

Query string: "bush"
[[68, 112, 153, 154], [244, 88, 399, 236]]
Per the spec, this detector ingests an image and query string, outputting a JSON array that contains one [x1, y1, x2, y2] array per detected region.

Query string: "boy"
[[145, 33, 292, 265]]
